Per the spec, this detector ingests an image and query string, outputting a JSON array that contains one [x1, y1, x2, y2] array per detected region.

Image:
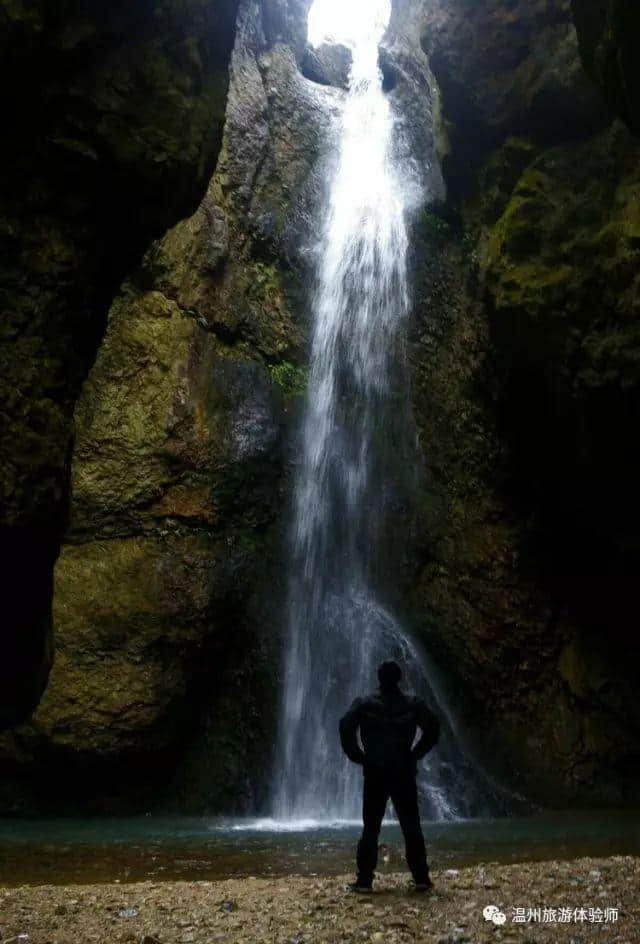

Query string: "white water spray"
[[272, 0, 498, 823]]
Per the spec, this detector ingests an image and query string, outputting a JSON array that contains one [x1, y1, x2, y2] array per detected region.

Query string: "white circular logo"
[[483, 905, 506, 924]]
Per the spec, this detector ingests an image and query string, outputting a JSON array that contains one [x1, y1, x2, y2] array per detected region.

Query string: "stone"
[[302, 42, 352, 90], [421, 0, 609, 195]]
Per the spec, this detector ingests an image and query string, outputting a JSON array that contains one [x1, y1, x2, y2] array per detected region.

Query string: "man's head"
[[378, 660, 402, 691]]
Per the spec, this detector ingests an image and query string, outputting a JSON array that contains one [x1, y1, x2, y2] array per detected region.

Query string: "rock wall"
[[3, 0, 640, 813], [572, 0, 640, 134], [0, 0, 329, 814], [420, 0, 609, 192], [0, 0, 240, 725], [0, 0, 449, 814], [406, 0, 640, 805]]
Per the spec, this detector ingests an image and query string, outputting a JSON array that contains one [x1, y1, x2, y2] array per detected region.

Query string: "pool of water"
[[0, 811, 638, 886]]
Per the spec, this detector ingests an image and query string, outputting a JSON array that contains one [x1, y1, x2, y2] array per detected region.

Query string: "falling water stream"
[[272, 0, 504, 823]]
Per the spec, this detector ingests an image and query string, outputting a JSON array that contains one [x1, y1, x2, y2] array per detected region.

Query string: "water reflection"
[[0, 812, 638, 887]]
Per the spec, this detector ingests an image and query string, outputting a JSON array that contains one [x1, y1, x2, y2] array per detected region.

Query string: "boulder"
[[302, 42, 352, 90]]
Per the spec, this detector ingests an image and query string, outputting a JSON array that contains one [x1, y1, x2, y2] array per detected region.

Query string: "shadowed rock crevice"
[[0, 0, 241, 725], [572, 0, 640, 134]]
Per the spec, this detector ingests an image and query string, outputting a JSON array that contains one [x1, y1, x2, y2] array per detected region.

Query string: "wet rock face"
[[381, 1, 446, 205], [572, 0, 640, 134], [0, 0, 240, 725], [0, 279, 287, 813], [405, 0, 640, 805], [302, 42, 352, 90], [0, 0, 331, 813], [486, 123, 640, 557], [261, 0, 312, 59], [421, 0, 609, 195]]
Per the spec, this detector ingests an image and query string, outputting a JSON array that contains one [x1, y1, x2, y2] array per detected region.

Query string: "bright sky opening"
[[307, 0, 391, 48]]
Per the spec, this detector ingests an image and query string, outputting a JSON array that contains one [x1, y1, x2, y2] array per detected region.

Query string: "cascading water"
[[272, 0, 505, 824]]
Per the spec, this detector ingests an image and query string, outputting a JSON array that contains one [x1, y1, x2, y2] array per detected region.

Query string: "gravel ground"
[[1, 856, 637, 944]]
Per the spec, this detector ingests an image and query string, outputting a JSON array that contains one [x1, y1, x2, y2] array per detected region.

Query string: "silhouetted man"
[[339, 660, 440, 893]]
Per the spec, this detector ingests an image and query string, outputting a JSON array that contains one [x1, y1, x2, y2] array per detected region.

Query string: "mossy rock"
[[269, 360, 307, 399]]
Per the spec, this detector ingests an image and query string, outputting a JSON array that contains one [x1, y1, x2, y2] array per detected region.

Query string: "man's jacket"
[[339, 688, 440, 774]]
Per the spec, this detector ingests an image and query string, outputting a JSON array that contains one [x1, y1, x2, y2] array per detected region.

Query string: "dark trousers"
[[356, 767, 429, 885]]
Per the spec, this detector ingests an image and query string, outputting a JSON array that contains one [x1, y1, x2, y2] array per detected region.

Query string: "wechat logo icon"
[[483, 905, 507, 925]]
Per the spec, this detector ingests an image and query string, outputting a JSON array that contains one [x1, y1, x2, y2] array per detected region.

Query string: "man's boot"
[[347, 875, 373, 894], [411, 872, 434, 893]]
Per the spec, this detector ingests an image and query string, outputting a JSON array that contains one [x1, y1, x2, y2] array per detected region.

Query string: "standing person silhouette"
[[339, 660, 440, 893]]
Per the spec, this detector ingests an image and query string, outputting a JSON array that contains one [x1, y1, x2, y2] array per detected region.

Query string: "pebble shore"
[[1, 856, 637, 944]]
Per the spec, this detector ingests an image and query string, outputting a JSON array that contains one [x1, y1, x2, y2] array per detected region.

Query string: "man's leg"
[[390, 775, 430, 885], [356, 771, 388, 887]]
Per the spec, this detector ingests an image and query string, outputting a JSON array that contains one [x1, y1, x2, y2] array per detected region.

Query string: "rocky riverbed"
[[1, 856, 637, 944]]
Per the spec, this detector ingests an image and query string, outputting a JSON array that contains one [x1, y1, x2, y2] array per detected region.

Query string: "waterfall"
[[271, 1, 499, 823]]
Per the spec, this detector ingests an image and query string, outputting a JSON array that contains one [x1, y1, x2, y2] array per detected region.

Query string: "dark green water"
[[0, 812, 638, 887]]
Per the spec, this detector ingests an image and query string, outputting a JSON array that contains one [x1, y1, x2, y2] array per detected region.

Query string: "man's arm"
[[339, 697, 366, 765], [411, 699, 440, 760]]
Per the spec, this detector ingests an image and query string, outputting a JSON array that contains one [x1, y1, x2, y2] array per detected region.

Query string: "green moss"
[[496, 262, 574, 310], [487, 126, 640, 348], [268, 360, 307, 399], [250, 261, 280, 295], [240, 262, 302, 360], [419, 209, 452, 246]]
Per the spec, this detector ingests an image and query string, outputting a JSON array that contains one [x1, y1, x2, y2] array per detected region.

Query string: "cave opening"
[[306, 0, 391, 48]]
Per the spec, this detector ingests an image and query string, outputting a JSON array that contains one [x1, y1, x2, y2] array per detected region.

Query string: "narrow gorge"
[[1, 0, 639, 827]]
